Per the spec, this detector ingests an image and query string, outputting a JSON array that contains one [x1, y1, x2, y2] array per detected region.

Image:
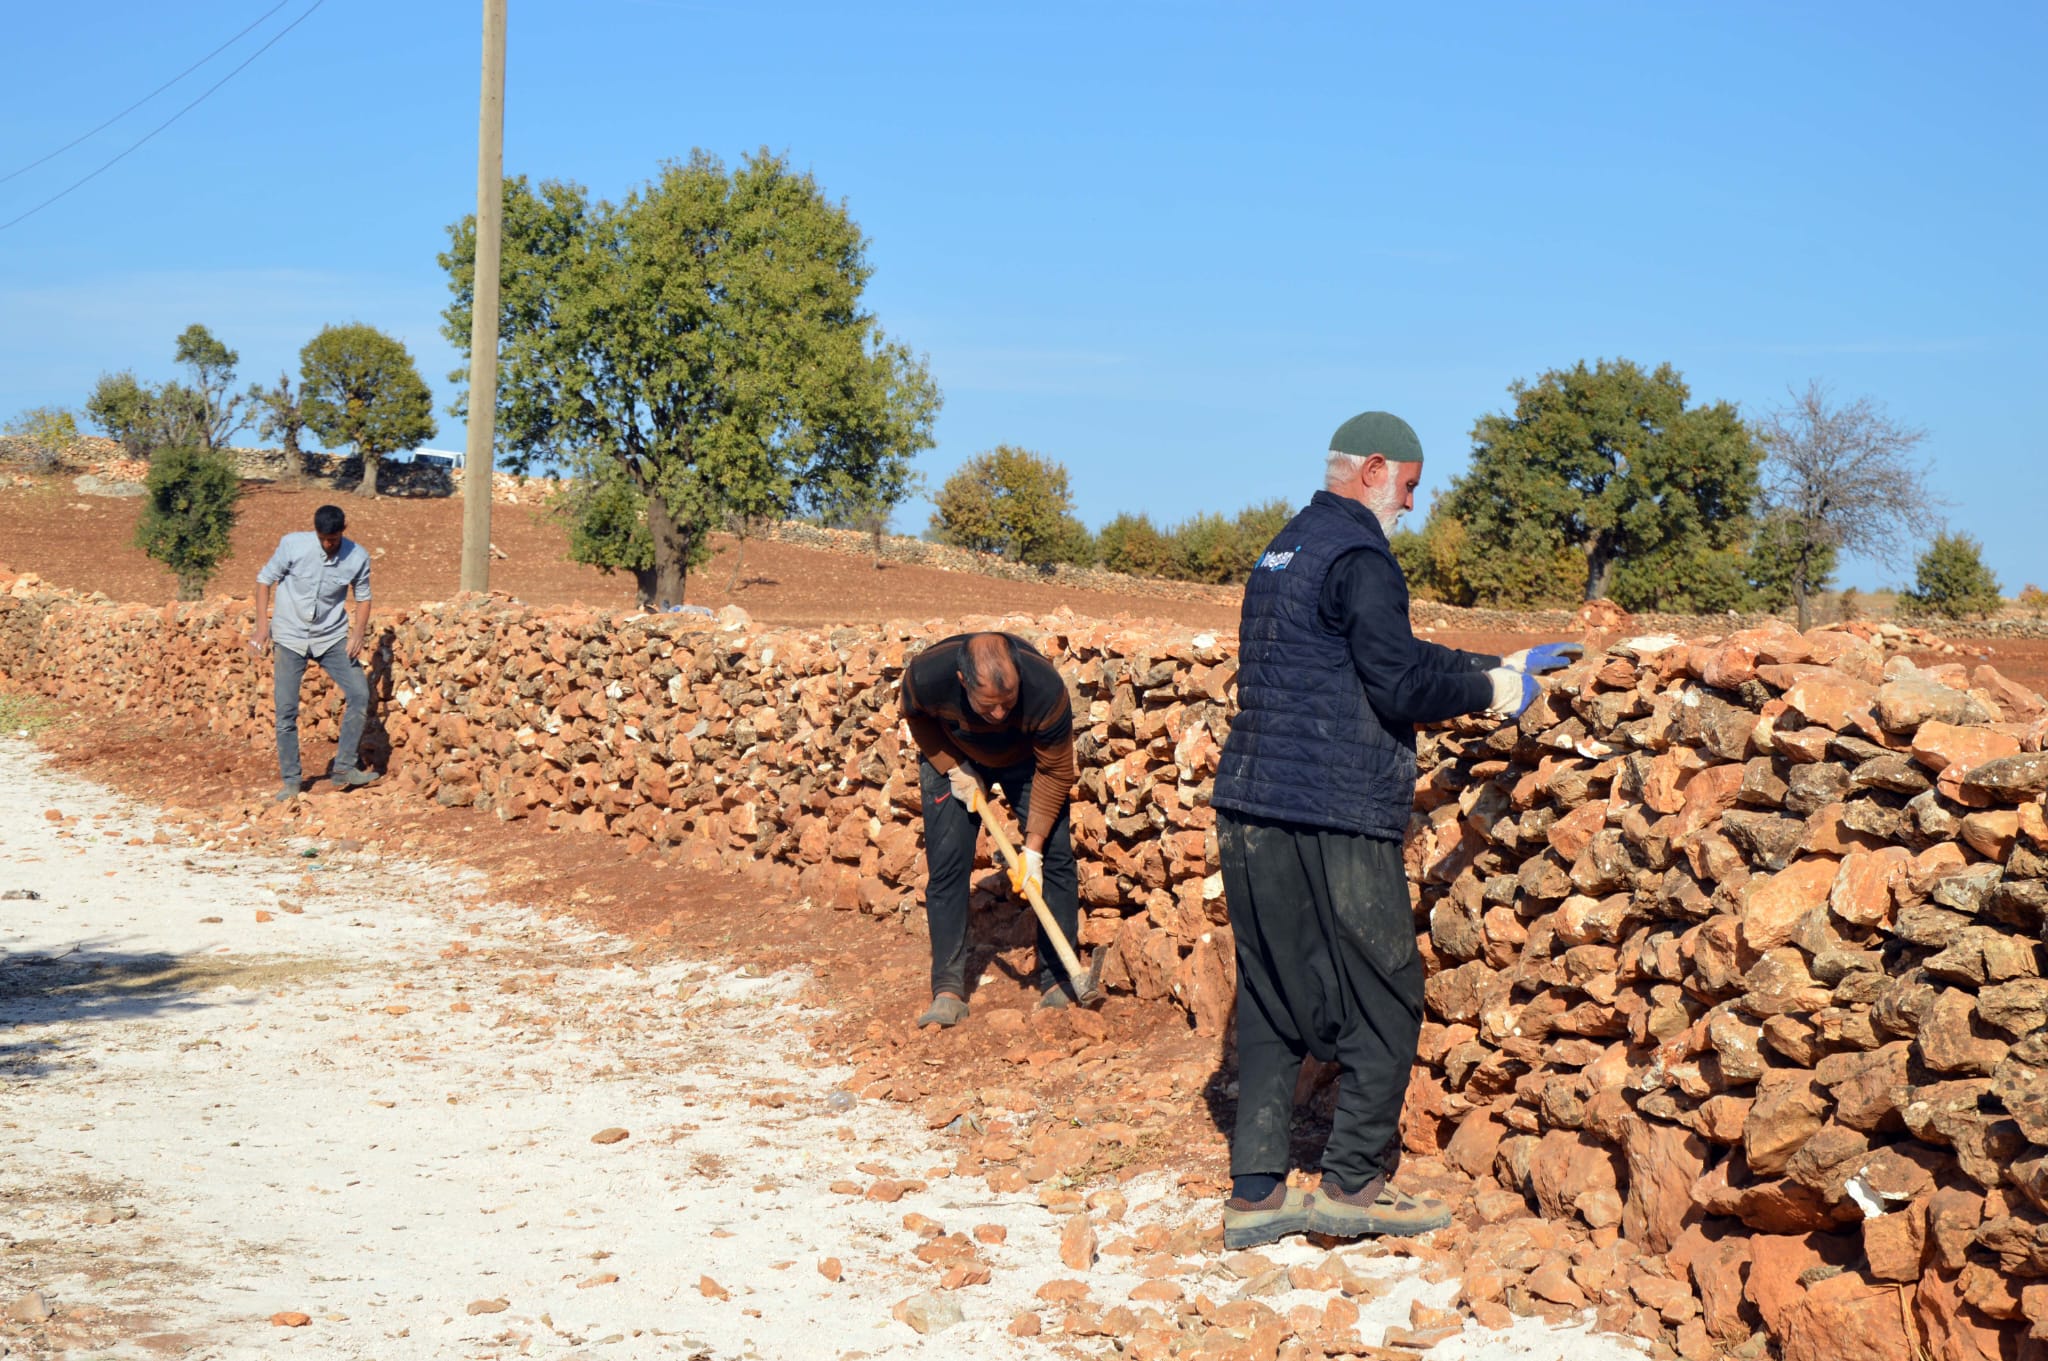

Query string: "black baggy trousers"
[[918, 756, 1079, 999], [1218, 808, 1423, 1195]]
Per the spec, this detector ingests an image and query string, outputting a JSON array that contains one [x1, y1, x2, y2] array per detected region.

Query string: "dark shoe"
[[1034, 982, 1074, 1011], [273, 783, 299, 804], [916, 994, 969, 1029], [1222, 1183, 1311, 1250], [330, 767, 380, 790], [1305, 1175, 1452, 1239]]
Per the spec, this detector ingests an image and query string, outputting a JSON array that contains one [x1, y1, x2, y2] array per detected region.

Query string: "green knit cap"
[[1329, 411, 1424, 465]]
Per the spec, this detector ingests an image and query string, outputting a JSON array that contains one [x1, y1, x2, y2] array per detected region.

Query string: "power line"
[[1, 1, 294, 186], [0, 0, 326, 234]]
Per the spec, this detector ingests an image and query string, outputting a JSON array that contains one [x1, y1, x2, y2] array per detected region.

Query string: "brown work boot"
[[1222, 1183, 1311, 1250], [1305, 1175, 1452, 1239]]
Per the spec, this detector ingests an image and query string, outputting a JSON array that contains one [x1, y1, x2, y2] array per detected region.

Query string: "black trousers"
[[1219, 809, 1423, 1194], [918, 757, 1079, 998]]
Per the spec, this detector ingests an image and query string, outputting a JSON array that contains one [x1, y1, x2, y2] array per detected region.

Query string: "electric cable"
[[0, 0, 327, 234], [1, 0, 294, 185]]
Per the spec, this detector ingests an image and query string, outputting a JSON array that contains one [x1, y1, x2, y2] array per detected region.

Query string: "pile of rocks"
[[4, 571, 2045, 1359], [1400, 618, 2046, 1358]]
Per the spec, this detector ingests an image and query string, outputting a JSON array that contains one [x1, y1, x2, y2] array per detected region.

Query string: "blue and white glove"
[[1502, 642, 1584, 675], [1485, 667, 1540, 719]]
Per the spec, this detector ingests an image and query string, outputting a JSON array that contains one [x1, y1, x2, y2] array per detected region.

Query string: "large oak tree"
[[440, 151, 939, 607]]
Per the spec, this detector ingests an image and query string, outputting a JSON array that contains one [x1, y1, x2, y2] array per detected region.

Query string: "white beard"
[[1366, 485, 1405, 533]]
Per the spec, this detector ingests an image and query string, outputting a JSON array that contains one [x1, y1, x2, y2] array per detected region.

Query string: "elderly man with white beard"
[[1207, 411, 1581, 1248]]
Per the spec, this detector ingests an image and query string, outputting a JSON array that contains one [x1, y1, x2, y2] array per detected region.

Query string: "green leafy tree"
[[173, 324, 247, 450], [1233, 499, 1294, 556], [133, 444, 243, 600], [299, 323, 437, 498], [1756, 381, 1934, 629], [1170, 512, 1246, 584], [85, 370, 206, 459], [930, 445, 1086, 567], [1898, 532, 2003, 619], [248, 372, 309, 481], [439, 153, 940, 607], [1442, 359, 1762, 607], [1097, 512, 1177, 577], [553, 459, 657, 606], [1745, 508, 1838, 613], [3, 406, 80, 470]]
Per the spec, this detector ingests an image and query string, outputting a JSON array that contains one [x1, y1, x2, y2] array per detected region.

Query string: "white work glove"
[[1485, 667, 1540, 719], [1008, 847, 1044, 901], [945, 762, 986, 811]]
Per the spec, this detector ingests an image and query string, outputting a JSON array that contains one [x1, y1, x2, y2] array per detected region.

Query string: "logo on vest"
[[1256, 546, 1300, 572]]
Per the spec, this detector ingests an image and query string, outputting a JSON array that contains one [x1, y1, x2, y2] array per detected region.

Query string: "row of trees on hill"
[[1391, 360, 1940, 628], [81, 323, 436, 498], [919, 358, 2011, 624]]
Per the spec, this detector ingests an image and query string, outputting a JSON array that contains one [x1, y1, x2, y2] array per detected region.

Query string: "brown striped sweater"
[[899, 633, 1077, 845]]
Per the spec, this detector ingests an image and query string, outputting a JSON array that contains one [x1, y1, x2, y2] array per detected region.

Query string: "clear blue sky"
[[3, 2, 2042, 591]]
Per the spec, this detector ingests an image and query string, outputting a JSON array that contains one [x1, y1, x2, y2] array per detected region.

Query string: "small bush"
[[1097, 513, 1177, 577], [2018, 584, 2047, 618], [1897, 532, 2003, 620], [134, 445, 243, 600], [3, 406, 80, 471]]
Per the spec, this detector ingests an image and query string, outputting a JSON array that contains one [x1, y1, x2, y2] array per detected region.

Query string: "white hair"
[[1325, 449, 1366, 491]]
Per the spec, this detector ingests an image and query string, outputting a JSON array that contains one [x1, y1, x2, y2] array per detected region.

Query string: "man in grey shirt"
[[246, 504, 378, 800]]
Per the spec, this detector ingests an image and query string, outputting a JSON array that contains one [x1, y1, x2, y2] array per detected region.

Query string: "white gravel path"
[[0, 736, 1643, 1360]]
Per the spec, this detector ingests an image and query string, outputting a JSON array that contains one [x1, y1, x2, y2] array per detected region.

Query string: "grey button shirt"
[[257, 532, 372, 656]]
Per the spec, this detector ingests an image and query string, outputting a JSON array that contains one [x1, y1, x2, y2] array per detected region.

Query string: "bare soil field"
[[14, 475, 2043, 692], [0, 479, 1242, 633]]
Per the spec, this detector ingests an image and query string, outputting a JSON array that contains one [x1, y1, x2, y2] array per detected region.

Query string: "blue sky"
[[3, 2, 2042, 591]]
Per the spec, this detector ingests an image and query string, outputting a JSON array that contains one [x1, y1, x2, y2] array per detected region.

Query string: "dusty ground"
[[0, 478, 1242, 633], [0, 739, 1648, 1361], [10, 475, 2044, 693]]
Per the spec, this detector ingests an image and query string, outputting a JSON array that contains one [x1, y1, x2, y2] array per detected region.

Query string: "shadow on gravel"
[[0, 947, 320, 1081]]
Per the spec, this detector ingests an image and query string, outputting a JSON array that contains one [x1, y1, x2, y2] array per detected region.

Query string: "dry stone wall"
[[3, 566, 2047, 1360]]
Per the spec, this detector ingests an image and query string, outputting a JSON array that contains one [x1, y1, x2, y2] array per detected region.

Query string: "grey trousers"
[[1219, 809, 1423, 1195], [274, 639, 370, 784]]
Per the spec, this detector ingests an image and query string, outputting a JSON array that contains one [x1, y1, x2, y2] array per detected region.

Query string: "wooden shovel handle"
[[972, 792, 1088, 988]]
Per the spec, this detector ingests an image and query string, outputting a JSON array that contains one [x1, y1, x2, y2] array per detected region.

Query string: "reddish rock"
[[1690, 1236, 1755, 1340], [1622, 1115, 1706, 1254], [1745, 1233, 1858, 1334], [1830, 846, 1910, 928], [1778, 1272, 1917, 1361], [1913, 721, 2023, 774], [1861, 1202, 1927, 1282], [1060, 1213, 1098, 1271], [1915, 1268, 2017, 1361], [1785, 673, 1881, 738], [1444, 1108, 1507, 1180], [1527, 1128, 1622, 1221], [1741, 857, 1841, 951]]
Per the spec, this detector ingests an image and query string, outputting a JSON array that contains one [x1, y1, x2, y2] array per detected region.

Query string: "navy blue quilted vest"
[[1212, 491, 1416, 840]]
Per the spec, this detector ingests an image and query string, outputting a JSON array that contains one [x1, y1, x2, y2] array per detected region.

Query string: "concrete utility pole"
[[459, 0, 507, 594]]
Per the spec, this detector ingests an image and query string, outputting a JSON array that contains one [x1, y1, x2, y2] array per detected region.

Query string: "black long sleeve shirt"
[[1317, 547, 1498, 727]]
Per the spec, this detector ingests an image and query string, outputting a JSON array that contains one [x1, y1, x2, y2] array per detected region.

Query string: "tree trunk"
[[632, 566, 656, 611], [1584, 534, 1617, 601], [178, 573, 204, 602], [281, 430, 305, 484], [355, 450, 380, 498], [1792, 572, 1811, 632], [647, 490, 693, 608]]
